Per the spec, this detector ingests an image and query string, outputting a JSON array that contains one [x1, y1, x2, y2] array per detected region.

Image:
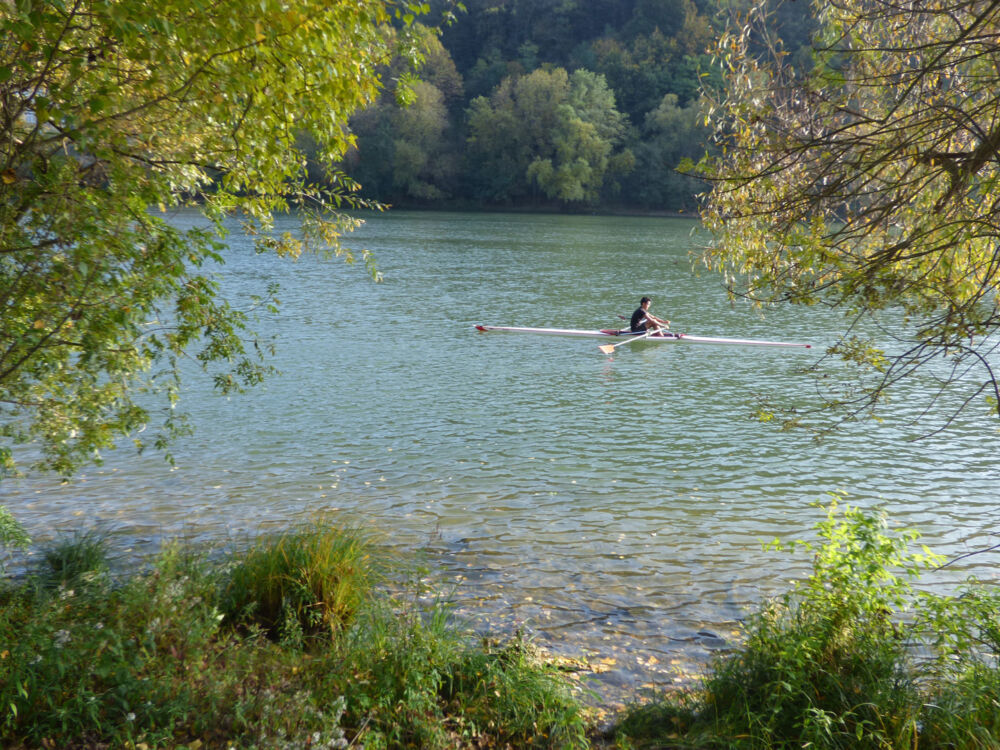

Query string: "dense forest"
[[336, 0, 814, 213]]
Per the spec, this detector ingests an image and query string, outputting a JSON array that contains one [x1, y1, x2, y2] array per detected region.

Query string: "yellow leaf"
[[1, 169, 15, 184], [255, 20, 265, 42], [32, 319, 45, 329]]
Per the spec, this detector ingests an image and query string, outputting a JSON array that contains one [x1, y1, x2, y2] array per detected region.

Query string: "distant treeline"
[[325, 0, 815, 213]]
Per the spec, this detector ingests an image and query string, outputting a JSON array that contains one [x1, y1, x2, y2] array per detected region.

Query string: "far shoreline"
[[366, 200, 701, 221]]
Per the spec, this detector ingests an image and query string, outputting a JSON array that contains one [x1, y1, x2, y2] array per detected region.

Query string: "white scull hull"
[[474, 325, 812, 349]]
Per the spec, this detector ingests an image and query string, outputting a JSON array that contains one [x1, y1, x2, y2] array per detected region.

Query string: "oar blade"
[[598, 343, 617, 355]]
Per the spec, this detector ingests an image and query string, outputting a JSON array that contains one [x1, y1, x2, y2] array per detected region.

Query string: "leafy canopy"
[[0, 0, 432, 476], [465, 67, 632, 204], [698, 0, 1000, 426], [345, 24, 462, 202]]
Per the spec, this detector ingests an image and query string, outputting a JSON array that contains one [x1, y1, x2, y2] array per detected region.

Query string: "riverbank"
[[5, 504, 1000, 749], [0, 522, 595, 748], [368, 199, 699, 220]]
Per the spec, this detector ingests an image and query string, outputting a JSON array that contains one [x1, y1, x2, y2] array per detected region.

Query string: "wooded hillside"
[[339, 0, 814, 212]]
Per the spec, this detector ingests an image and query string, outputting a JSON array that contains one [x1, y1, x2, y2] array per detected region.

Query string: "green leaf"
[[0, 0, 425, 477]]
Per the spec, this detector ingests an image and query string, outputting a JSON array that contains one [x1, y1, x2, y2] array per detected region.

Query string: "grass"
[[0, 522, 590, 749], [219, 523, 380, 640], [39, 526, 111, 589]]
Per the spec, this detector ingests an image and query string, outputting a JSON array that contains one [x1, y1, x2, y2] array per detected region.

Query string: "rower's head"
[[640, 296, 651, 309]]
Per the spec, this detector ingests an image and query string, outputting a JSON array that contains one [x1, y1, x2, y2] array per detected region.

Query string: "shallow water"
[[5, 210, 999, 703]]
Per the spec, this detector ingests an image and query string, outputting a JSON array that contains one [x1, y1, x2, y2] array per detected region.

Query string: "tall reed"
[[220, 522, 379, 640]]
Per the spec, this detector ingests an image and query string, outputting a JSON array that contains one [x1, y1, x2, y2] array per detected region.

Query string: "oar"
[[598, 326, 661, 355]]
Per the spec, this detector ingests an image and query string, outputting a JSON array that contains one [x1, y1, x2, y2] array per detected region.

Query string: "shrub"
[[312, 603, 590, 749], [695, 500, 936, 748], [915, 586, 1000, 746], [0, 543, 232, 746], [220, 522, 379, 641], [615, 499, 1000, 750], [442, 630, 590, 748], [0, 506, 29, 575]]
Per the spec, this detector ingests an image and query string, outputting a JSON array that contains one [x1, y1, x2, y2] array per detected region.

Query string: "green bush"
[[915, 586, 1000, 746], [1, 543, 239, 746], [323, 601, 464, 747], [301, 594, 589, 749], [0, 506, 29, 573], [616, 500, 1000, 750], [0, 535, 360, 747], [697, 501, 932, 748], [220, 523, 380, 641], [441, 631, 590, 748]]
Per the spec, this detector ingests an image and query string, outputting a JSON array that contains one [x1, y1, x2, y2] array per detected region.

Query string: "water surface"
[[6, 210, 999, 703]]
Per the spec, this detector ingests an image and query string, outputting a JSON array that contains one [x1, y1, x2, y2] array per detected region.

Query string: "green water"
[[6, 210, 998, 699]]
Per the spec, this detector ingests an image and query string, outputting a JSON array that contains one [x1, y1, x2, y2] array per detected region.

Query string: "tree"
[[391, 80, 457, 200], [623, 0, 689, 38], [0, 0, 430, 477], [584, 32, 678, 124], [465, 67, 632, 204], [698, 0, 1000, 428], [418, 31, 465, 108], [622, 93, 708, 210], [345, 25, 462, 202], [528, 69, 632, 203]]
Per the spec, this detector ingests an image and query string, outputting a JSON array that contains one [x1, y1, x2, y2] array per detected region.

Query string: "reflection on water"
[[4, 210, 999, 704]]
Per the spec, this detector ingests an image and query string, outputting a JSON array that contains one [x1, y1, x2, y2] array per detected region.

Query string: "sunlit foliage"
[[699, 0, 1000, 425], [0, 0, 432, 475]]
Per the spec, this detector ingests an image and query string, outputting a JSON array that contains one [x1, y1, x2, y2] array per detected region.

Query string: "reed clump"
[[39, 526, 112, 589], [219, 524, 379, 639]]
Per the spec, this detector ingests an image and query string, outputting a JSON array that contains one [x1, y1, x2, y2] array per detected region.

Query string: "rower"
[[630, 296, 669, 333]]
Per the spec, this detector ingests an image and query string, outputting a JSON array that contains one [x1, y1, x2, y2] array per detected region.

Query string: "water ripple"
[[3, 210, 999, 704]]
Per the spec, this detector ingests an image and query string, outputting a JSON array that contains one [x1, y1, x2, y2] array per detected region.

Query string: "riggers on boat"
[[473, 325, 812, 349]]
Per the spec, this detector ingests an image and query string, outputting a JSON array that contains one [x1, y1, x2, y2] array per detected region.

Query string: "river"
[[4, 210, 999, 705]]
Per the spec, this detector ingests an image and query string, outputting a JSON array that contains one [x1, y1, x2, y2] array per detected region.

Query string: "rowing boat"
[[474, 324, 812, 349]]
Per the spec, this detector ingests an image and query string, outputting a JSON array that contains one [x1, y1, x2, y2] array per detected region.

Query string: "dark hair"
[[640, 296, 651, 305]]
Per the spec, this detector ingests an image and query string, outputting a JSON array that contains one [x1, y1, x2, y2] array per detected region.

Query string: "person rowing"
[[629, 296, 669, 334]]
